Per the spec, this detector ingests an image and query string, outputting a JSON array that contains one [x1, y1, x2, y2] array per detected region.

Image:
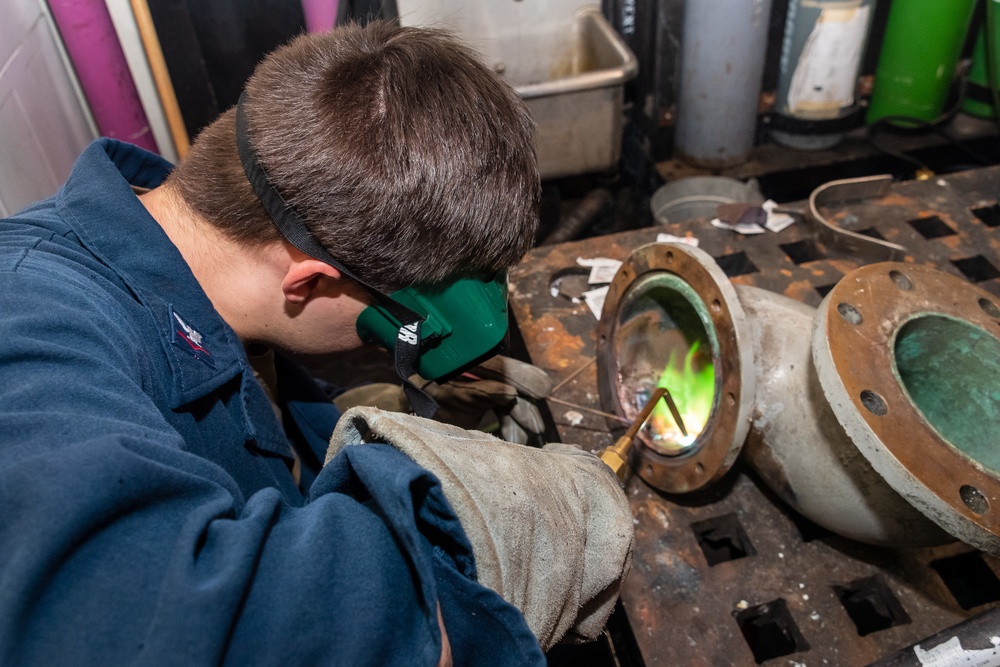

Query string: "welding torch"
[[599, 387, 687, 482]]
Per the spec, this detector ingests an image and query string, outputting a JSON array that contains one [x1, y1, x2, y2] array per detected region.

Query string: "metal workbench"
[[510, 165, 1000, 666]]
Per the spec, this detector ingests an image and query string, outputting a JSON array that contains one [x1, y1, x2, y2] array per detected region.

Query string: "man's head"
[[166, 21, 540, 294]]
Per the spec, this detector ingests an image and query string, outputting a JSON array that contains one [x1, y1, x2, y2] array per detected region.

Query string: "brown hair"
[[167, 21, 540, 293]]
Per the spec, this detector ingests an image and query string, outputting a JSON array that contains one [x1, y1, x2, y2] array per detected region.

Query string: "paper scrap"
[[583, 285, 609, 320], [763, 199, 796, 233], [576, 257, 622, 285], [576, 257, 620, 267], [656, 233, 700, 247], [711, 218, 766, 235], [913, 635, 1000, 667], [717, 202, 766, 228]]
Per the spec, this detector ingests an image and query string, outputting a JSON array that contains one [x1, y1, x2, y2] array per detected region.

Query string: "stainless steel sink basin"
[[397, 3, 637, 179]]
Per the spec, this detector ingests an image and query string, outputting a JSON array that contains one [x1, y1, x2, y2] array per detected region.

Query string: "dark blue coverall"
[[0, 140, 544, 666]]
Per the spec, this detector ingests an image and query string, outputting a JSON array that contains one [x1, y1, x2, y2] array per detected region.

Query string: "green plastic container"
[[964, 2, 1000, 118], [867, 0, 977, 124]]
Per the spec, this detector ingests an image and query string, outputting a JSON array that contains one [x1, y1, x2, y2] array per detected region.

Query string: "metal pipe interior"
[[613, 272, 717, 458], [893, 314, 1000, 474]]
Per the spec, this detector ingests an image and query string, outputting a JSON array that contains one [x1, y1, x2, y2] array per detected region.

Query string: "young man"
[[0, 20, 632, 666]]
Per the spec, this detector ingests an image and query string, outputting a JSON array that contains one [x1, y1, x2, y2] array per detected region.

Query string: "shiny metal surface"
[[397, 4, 636, 178], [808, 174, 909, 261]]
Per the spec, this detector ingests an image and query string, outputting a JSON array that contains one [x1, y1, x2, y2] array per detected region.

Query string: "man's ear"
[[281, 258, 343, 304]]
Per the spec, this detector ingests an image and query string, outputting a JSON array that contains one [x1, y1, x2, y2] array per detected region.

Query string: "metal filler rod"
[[600, 387, 687, 482]]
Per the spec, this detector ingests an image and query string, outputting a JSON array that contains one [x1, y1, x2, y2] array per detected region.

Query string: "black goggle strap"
[[235, 92, 438, 418]]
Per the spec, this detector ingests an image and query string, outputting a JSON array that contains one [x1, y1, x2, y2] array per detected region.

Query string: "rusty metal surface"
[[509, 165, 1000, 665]]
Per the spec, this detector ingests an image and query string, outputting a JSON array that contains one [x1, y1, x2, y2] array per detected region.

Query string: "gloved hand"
[[333, 356, 554, 444], [327, 407, 634, 651]]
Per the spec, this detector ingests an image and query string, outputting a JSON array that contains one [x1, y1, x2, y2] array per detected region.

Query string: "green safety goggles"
[[355, 273, 509, 382]]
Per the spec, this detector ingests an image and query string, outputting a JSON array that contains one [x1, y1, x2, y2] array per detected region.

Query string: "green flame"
[[648, 340, 715, 453]]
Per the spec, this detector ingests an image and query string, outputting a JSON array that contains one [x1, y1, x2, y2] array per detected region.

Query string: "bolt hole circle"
[[979, 298, 1000, 319], [695, 462, 704, 475], [665, 251, 674, 263], [837, 302, 863, 325], [960, 485, 989, 515], [645, 464, 654, 477], [711, 299, 722, 313], [860, 389, 888, 416], [726, 392, 736, 407], [889, 270, 913, 291]]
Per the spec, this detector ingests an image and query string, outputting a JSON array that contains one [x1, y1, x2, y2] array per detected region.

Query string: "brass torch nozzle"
[[599, 387, 669, 482]]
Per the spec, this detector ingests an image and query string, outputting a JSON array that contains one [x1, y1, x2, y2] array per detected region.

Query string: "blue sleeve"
[[0, 263, 543, 664]]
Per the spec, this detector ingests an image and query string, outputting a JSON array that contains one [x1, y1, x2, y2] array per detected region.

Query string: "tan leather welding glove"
[[326, 407, 634, 650], [333, 356, 554, 444]]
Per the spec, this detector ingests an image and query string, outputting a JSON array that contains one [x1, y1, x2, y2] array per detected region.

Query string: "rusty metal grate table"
[[510, 166, 1000, 666]]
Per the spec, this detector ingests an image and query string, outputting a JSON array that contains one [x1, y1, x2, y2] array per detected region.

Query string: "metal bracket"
[[807, 175, 908, 263]]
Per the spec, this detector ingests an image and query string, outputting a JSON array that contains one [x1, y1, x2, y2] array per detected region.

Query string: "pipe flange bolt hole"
[[889, 270, 913, 291], [960, 485, 990, 515], [979, 298, 1000, 319], [860, 389, 888, 416], [837, 302, 863, 325]]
